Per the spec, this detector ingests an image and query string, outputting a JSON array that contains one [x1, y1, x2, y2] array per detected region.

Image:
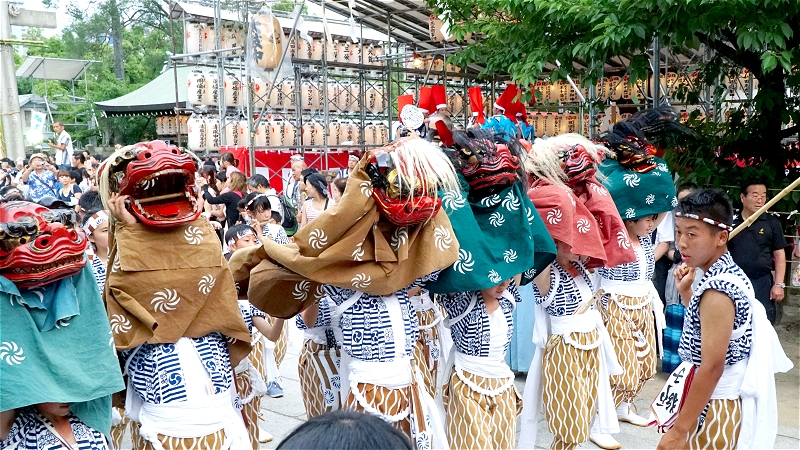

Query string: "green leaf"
[[761, 52, 778, 73], [634, 25, 646, 39], [780, 22, 793, 39], [742, 32, 753, 50]]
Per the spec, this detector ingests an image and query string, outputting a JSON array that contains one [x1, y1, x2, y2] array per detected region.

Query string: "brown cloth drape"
[[229, 158, 460, 318], [105, 218, 251, 365]]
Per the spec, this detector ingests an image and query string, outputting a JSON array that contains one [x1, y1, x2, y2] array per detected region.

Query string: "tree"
[[434, 0, 800, 184]]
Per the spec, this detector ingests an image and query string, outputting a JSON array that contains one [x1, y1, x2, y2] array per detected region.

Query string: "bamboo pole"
[[730, 174, 800, 239]]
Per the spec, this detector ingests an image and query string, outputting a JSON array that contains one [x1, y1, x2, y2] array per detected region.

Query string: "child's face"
[[89, 222, 110, 254], [230, 233, 259, 251], [254, 208, 272, 223], [36, 402, 71, 418], [480, 279, 511, 301], [626, 215, 655, 238]]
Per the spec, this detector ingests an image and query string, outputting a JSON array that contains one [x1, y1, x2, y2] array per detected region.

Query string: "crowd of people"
[[0, 105, 793, 450]]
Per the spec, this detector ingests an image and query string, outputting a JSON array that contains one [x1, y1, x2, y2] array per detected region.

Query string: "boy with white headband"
[[82, 210, 110, 292], [653, 189, 792, 449]]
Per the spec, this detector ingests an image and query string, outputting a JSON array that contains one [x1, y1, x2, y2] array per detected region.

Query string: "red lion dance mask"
[[449, 128, 522, 200], [101, 141, 201, 227], [364, 137, 460, 226], [0, 201, 87, 288]]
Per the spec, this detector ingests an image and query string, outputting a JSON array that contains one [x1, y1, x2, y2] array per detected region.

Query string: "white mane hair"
[[98, 144, 139, 211], [389, 137, 461, 198], [526, 133, 609, 186]]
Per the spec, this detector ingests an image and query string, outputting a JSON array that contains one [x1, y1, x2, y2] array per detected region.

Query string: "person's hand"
[[209, 220, 222, 230], [674, 263, 695, 301], [771, 284, 785, 302], [657, 426, 689, 450], [107, 193, 137, 224]]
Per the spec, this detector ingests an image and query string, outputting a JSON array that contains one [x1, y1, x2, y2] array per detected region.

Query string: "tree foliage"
[[17, 0, 179, 147], [434, 0, 800, 188]]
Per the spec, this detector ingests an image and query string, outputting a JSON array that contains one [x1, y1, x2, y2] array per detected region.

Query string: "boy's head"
[[674, 188, 733, 270], [225, 224, 260, 251]]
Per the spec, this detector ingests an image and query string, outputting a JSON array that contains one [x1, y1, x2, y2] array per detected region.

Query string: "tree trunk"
[[108, 0, 125, 80]]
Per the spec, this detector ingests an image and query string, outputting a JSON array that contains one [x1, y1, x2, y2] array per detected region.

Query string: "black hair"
[[224, 223, 258, 246], [676, 188, 733, 233], [247, 174, 270, 189], [93, 153, 105, 162], [72, 153, 86, 164], [740, 178, 767, 197], [276, 410, 413, 450], [69, 169, 83, 185], [79, 190, 104, 215], [221, 152, 239, 167], [0, 185, 24, 201], [243, 191, 272, 213], [333, 177, 347, 195], [201, 165, 216, 179], [271, 211, 282, 223], [237, 198, 247, 210], [676, 181, 698, 196], [215, 171, 227, 184], [630, 213, 659, 223]]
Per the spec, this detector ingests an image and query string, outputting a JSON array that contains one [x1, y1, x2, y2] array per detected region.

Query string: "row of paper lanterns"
[[185, 22, 246, 55], [188, 69, 388, 112], [183, 114, 390, 151]]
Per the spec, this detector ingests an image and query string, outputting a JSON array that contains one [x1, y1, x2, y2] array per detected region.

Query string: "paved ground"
[[258, 304, 800, 449]]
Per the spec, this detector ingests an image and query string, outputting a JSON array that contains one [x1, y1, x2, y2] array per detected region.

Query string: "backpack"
[[272, 194, 298, 236]]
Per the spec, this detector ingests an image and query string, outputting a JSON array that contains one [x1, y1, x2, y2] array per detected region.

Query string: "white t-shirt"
[[55, 130, 74, 166], [655, 211, 675, 245]]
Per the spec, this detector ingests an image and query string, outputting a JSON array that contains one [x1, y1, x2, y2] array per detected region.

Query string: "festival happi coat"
[[0, 201, 124, 436], [99, 141, 251, 362]]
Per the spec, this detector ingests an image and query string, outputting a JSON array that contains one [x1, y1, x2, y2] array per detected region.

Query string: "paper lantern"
[[338, 120, 353, 144], [254, 120, 269, 147], [325, 40, 337, 62], [326, 84, 338, 111], [223, 73, 242, 107], [336, 40, 350, 64], [328, 121, 341, 146], [547, 81, 559, 103], [544, 113, 556, 136], [609, 76, 623, 101], [206, 116, 221, 151], [204, 70, 219, 106], [185, 23, 204, 54], [376, 123, 389, 144], [187, 114, 207, 151], [280, 80, 294, 110], [311, 38, 323, 61], [296, 38, 313, 60], [348, 84, 360, 112], [566, 114, 578, 133], [284, 121, 296, 146], [622, 75, 633, 100], [202, 24, 215, 53], [252, 10, 284, 69], [252, 76, 267, 108], [301, 82, 320, 110], [366, 86, 385, 114], [179, 115, 189, 134], [349, 43, 362, 64], [156, 116, 165, 136], [268, 119, 283, 146], [363, 123, 377, 145]]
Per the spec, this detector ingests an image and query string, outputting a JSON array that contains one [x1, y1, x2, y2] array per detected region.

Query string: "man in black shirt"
[[728, 180, 788, 324]]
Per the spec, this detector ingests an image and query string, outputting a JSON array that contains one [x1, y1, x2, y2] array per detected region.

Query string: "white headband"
[[674, 211, 733, 232], [82, 210, 109, 236]]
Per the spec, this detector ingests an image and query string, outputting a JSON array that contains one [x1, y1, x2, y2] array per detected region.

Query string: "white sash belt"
[[711, 360, 747, 400], [303, 327, 330, 346], [138, 388, 250, 450], [234, 357, 268, 405], [454, 352, 513, 381], [600, 278, 652, 299], [349, 356, 413, 389]]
